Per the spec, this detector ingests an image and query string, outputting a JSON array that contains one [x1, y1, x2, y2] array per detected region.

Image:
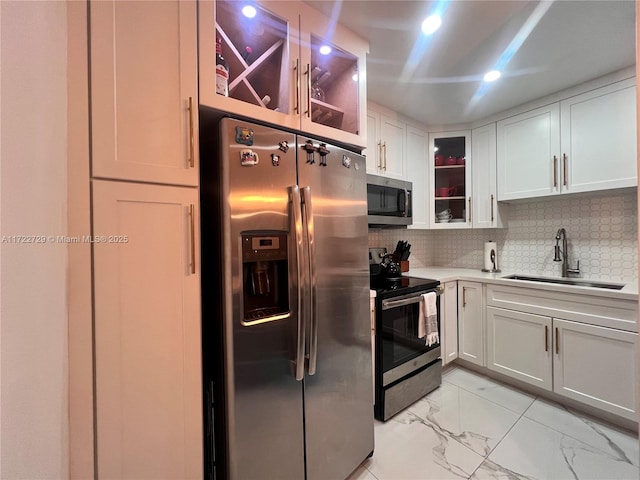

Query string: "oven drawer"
[[382, 359, 442, 421]]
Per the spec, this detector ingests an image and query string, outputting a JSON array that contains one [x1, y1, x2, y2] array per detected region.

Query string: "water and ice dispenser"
[[241, 233, 290, 325]]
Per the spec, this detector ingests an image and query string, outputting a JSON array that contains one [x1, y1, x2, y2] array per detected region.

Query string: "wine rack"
[[215, 0, 290, 113]]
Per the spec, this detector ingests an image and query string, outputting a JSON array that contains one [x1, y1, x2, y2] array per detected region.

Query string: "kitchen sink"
[[502, 274, 625, 290]]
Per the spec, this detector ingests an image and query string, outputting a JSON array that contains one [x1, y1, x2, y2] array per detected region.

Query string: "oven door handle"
[[381, 286, 443, 310]]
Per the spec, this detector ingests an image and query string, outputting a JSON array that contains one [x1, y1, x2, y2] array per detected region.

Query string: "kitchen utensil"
[[380, 253, 401, 278]]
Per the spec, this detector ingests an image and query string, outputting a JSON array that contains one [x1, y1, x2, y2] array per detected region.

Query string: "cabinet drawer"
[[486, 284, 637, 332]]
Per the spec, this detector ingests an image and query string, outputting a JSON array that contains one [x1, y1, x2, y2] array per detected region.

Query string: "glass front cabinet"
[[199, 1, 368, 148], [429, 131, 472, 228]]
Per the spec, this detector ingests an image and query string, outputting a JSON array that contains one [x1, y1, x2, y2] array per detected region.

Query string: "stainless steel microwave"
[[366, 174, 412, 227]]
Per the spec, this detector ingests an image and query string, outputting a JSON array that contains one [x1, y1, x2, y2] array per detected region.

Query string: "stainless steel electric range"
[[370, 249, 443, 421]]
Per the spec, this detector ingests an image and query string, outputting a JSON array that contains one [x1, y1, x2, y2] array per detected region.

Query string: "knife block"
[[400, 261, 409, 273]]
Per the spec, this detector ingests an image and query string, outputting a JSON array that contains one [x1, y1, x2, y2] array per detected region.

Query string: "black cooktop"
[[370, 274, 440, 297]]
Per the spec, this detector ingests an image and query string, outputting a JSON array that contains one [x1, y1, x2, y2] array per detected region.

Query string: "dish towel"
[[418, 292, 439, 346]]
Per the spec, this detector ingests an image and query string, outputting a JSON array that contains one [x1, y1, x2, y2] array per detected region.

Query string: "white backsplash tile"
[[369, 191, 638, 282]]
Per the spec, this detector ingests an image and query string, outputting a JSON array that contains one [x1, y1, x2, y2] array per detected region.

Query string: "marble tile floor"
[[347, 366, 639, 480]]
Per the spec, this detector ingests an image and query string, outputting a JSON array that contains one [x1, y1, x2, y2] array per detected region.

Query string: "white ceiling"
[[304, 0, 636, 126]]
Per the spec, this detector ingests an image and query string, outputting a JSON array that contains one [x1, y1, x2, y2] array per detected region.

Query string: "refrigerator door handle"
[[290, 185, 306, 381], [302, 186, 318, 375]]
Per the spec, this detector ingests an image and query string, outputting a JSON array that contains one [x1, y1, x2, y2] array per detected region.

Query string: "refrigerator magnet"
[[271, 154, 280, 166], [240, 149, 259, 166], [235, 126, 254, 146]]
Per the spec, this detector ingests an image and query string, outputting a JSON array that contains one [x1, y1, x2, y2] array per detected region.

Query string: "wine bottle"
[[215, 35, 229, 96]]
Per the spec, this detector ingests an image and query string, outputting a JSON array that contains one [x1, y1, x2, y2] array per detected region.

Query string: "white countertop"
[[406, 267, 638, 301]]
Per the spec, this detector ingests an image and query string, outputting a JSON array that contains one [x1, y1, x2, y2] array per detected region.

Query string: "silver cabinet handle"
[[294, 59, 300, 115], [188, 97, 195, 168], [563, 153, 568, 187], [290, 186, 306, 381], [302, 186, 318, 375], [490, 194, 494, 223], [382, 142, 387, 171], [462, 287, 467, 307], [468, 197, 472, 223], [377, 141, 383, 171], [553, 155, 558, 188], [545, 325, 549, 352], [188, 204, 196, 274], [555, 327, 559, 354], [304, 63, 311, 118]]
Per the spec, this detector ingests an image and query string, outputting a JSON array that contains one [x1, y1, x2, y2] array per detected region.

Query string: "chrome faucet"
[[553, 228, 580, 277]]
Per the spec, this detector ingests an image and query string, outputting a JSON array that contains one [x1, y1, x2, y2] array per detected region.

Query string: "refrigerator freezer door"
[[220, 118, 305, 479], [297, 138, 375, 480]]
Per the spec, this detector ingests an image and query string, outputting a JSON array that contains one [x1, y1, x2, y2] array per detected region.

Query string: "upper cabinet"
[[199, 0, 368, 148], [366, 110, 407, 179], [428, 131, 471, 228], [497, 78, 637, 201], [90, 0, 198, 186], [406, 125, 429, 229], [560, 79, 637, 193], [471, 124, 507, 228]]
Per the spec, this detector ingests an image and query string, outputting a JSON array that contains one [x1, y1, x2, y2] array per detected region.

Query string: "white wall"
[[1, 2, 69, 478]]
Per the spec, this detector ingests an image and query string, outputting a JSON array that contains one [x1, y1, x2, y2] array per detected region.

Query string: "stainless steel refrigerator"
[[200, 115, 374, 480]]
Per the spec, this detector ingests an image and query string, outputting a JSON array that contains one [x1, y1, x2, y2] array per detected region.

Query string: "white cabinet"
[[92, 180, 202, 479], [496, 104, 560, 200], [471, 124, 507, 228], [199, 0, 368, 148], [560, 79, 637, 193], [365, 105, 407, 179], [486, 284, 638, 421], [90, 0, 199, 186], [486, 306, 552, 390], [554, 318, 637, 420], [406, 125, 429, 229], [441, 281, 458, 365], [457, 281, 484, 366], [497, 78, 637, 201]]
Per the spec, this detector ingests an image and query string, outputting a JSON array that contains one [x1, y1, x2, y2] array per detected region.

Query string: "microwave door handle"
[[302, 186, 318, 376], [404, 190, 410, 217], [290, 186, 306, 381]]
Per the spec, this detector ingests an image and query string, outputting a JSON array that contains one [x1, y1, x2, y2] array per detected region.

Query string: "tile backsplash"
[[369, 191, 638, 282]]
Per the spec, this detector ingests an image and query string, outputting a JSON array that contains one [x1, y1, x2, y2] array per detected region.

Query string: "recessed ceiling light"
[[484, 70, 501, 82], [242, 5, 257, 18], [319, 45, 332, 55], [421, 14, 442, 35]]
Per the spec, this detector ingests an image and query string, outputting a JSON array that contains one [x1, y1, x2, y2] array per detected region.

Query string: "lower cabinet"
[[441, 281, 458, 365], [486, 306, 552, 390], [92, 180, 203, 479], [486, 301, 638, 421], [457, 281, 484, 366], [554, 318, 637, 420]]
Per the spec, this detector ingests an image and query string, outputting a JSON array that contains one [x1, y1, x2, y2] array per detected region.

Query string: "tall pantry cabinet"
[[85, 1, 202, 478]]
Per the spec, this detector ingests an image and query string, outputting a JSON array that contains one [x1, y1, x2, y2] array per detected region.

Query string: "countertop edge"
[[405, 267, 639, 301]]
